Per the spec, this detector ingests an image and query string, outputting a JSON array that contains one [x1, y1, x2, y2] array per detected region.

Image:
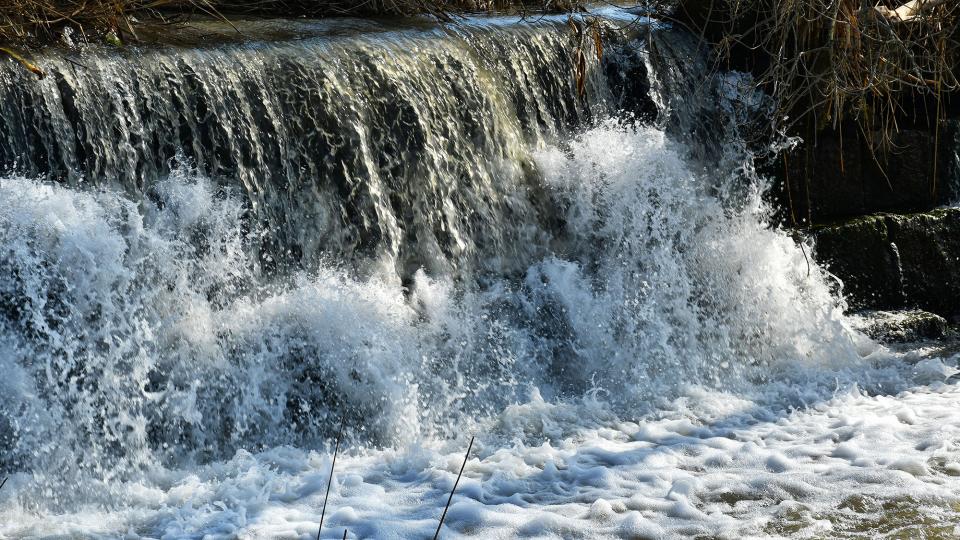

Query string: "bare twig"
[[433, 436, 474, 540], [0, 46, 44, 78]]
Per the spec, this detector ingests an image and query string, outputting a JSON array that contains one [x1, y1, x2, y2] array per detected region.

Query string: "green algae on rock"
[[812, 208, 960, 319]]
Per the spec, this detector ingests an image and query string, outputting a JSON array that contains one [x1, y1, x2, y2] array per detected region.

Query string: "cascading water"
[[1, 10, 959, 539], [0, 17, 657, 280]]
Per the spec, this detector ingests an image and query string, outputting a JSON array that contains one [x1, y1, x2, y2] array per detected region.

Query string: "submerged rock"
[[811, 208, 960, 318], [0, 414, 15, 461], [911, 357, 960, 385], [849, 310, 948, 343]]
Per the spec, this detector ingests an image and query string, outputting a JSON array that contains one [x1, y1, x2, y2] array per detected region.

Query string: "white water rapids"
[[0, 12, 959, 540]]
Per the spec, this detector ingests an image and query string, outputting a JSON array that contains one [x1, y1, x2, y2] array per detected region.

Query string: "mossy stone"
[[851, 310, 948, 343], [812, 215, 904, 310], [810, 208, 960, 319]]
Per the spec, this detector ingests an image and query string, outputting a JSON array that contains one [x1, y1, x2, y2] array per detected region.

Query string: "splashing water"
[[1, 12, 959, 539]]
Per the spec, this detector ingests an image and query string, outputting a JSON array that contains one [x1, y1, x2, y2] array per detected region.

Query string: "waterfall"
[[5, 10, 951, 539], [0, 16, 658, 279], [0, 11, 855, 474]]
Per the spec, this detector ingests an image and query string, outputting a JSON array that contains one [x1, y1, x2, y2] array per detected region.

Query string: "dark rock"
[[811, 208, 960, 319], [862, 129, 942, 214], [780, 127, 865, 223], [776, 124, 959, 224], [850, 310, 948, 343], [939, 119, 960, 207], [0, 414, 14, 458]]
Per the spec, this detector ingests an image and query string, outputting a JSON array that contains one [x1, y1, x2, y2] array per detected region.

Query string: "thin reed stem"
[[317, 414, 347, 540], [433, 435, 474, 540]]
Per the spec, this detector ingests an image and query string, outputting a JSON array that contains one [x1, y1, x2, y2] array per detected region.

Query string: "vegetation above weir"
[[0, 0, 613, 48]]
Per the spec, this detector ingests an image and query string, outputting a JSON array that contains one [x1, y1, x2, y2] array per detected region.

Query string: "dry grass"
[[0, 0, 208, 45], [0, 0, 584, 48], [681, 0, 960, 152]]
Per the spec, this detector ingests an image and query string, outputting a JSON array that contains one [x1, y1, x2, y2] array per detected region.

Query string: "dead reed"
[[0, 0, 196, 45], [679, 0, 960, 152], [433, 435, 474, 540], [317, 414, 346, 540], [0, 0, 585, 48]]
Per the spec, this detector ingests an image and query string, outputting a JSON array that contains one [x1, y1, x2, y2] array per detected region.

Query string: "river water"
[[0, 10, 958, 539]]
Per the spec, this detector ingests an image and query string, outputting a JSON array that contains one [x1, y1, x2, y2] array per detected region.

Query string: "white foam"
[[3, 384, 959, 538]]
